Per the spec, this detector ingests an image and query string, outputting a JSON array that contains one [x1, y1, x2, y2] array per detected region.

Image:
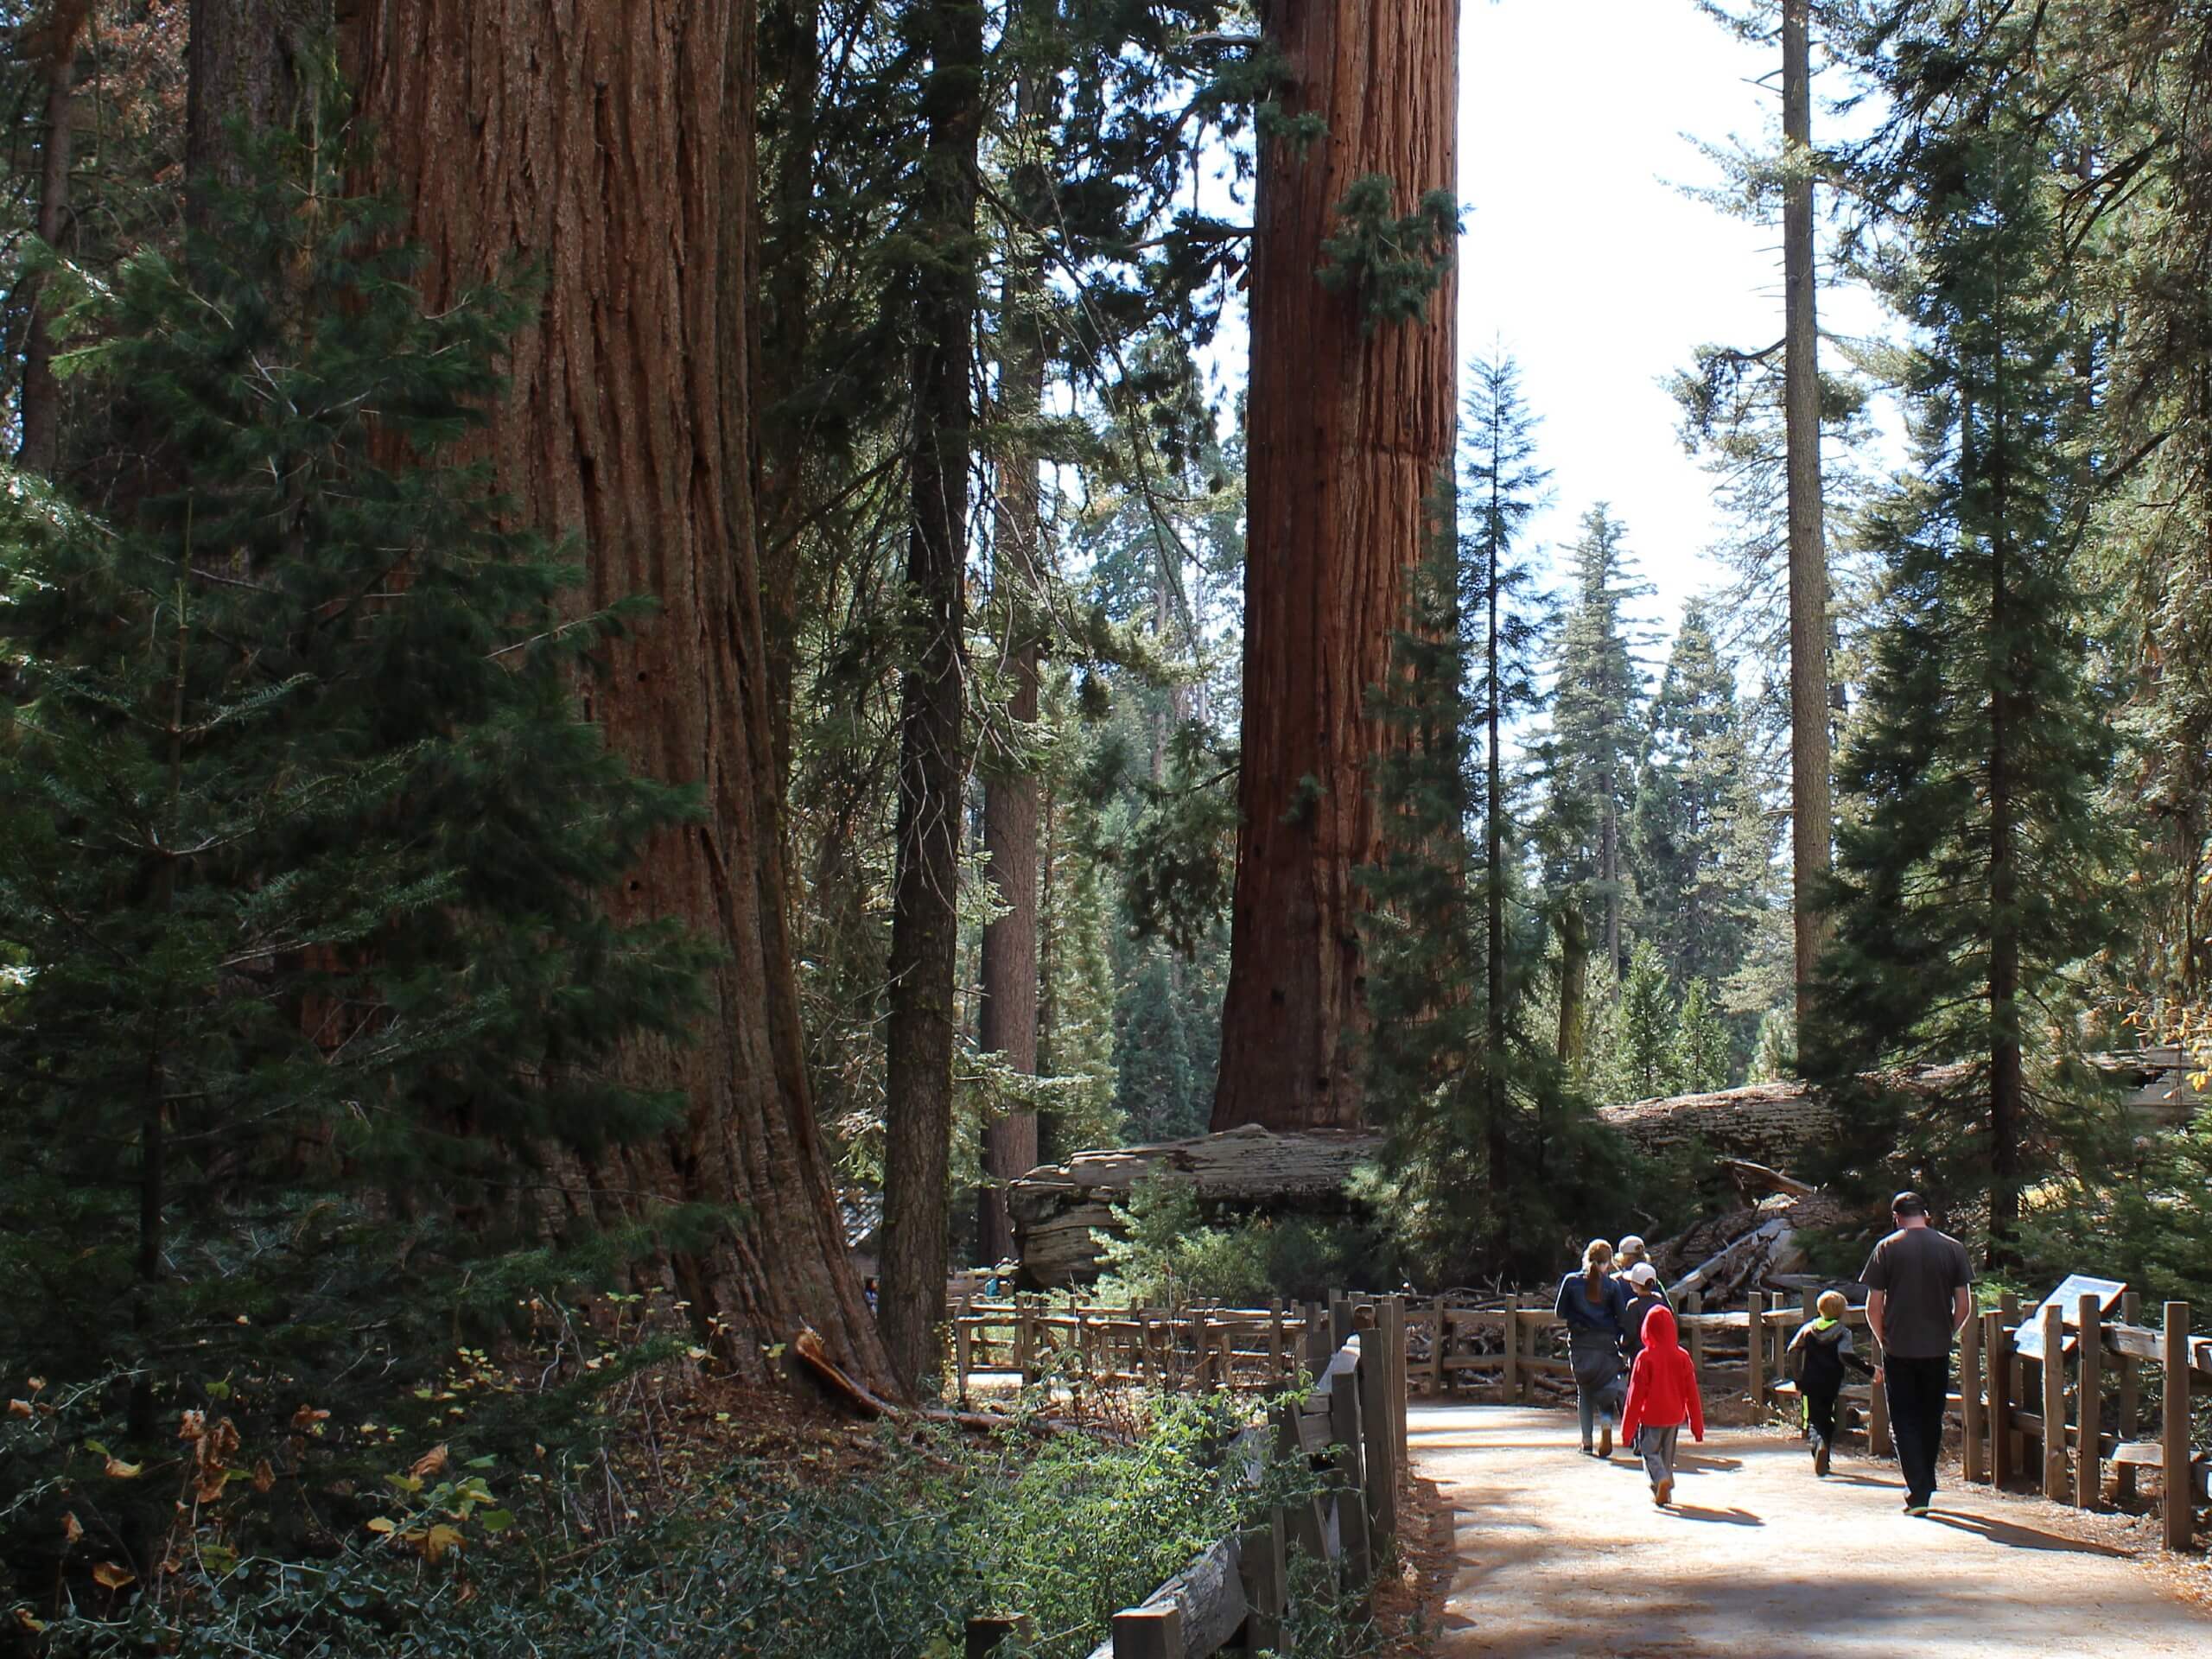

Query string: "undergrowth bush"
[[1094, 1176, 1393, 1306], [20, 1392, 1332, 1659]]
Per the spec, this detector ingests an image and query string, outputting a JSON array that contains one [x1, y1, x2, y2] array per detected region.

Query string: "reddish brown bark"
[[1211, 0, 1459, 1135], [187, 0, 325, 228], [347, 0, 891, 1391]]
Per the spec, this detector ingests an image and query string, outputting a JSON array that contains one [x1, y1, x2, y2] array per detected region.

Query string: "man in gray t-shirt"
[[1859, 1191, 1974, 1515]]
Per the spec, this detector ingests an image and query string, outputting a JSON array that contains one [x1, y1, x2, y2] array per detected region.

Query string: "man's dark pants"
[[1884, 1354, 1950, 1503]]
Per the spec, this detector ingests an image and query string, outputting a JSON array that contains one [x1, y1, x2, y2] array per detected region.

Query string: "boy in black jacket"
[[1787, 1289, 1875, 1476]]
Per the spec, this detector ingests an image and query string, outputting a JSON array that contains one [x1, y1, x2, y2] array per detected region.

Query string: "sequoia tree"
[[346, 1, 890, 1389], [1211, 0, 1459, 1134]]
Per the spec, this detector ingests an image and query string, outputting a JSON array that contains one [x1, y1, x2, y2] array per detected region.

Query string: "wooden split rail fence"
[[952, 1294, 1317, 1401], [962, 1294, 1411, 1659], [1406, 1287, 2211, 1549]]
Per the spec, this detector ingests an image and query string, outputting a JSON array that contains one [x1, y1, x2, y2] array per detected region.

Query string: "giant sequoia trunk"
[[347, 0, 890, 1391], [879, 0, 988, 1389], [1212, 0, 1459, 1135], [1783, 0, 1834, 1021]]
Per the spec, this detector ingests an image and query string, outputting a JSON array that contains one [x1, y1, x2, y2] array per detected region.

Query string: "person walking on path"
[[1619, 1262, 1668, 1363], [1787, 1288, 1874, 1476], [1556, 1240, 1630, 1458], [1620, 1301, 1704, 1507], [1615, 1236, 1668, 1301], [1860, 1190, 1974, 1516]]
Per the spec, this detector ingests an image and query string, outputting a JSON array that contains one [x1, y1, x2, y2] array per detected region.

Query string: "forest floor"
[[1409, 1402, 2212, 1657]]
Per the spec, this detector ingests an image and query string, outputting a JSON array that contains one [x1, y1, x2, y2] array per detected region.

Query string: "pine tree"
[[0, 153, 709, 1471], [1811, 67, 2127, 1255], [1613, 941, 1680, 1102], [1634, 602, 1769, 1000], [1539, 505, 1652, 1027], [1675, 977, 1732, 1092], [1463, 349, 1553, 1141]]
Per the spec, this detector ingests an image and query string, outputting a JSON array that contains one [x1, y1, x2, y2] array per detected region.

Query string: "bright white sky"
[[1457, 0, 1886, 653]]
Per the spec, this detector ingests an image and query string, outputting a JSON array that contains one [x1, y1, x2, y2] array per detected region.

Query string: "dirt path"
[[1412, 1403, 2212, 1657]]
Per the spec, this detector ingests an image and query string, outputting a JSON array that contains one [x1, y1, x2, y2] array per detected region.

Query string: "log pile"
[[1005, 1123, 1377, 1288]]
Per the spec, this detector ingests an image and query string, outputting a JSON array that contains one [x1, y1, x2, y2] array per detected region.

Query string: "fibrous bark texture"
[[1783, 0, 1834, 1020], [880, 0, 987, 1389], [1212, 0, 1459, 1135], [347, 0, 890, 1392], [188, 0, 326, 226]]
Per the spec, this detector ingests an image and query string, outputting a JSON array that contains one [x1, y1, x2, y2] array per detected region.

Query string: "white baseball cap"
[[1628, 1262, 1661, 1287]]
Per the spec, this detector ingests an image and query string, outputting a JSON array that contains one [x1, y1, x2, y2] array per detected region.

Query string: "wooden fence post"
[[1999, 1290, 2023, 1476], [1985, 1309, 2012, 1489], [1016, 1294, 1036, 1388], [2076, 1292, 2102, 1510], [1269, 1297, 1286, 1386], [1501, 1296, 1520, 1402], [1110, 1605, 1179, 1659], [1429, 1295, 1447, 1395], [1747, 1294, 1766, 1412], [1357, 1332, 1396, 1552], [1687, 1291, 1705, 1388], [1330, 1294, 1352, 1352], [1238, 1513, 1287, 1654], [2042, 1300, 2069, 1502], [955, 1297, 974, 1408], [2163, 1301, 2192, 1552], [1960, 1303, 1984, 1484], [2117, 1289, 2141, 1504]]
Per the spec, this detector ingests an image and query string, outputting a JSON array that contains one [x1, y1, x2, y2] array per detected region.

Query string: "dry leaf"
[[89, 1562, 134, 1591], [194, 1471, 228, 1506], [61, 1512, 81, 1545], [423, 1523, 463, 1564], [251, 1459, 275, 1493], [409, 1443, 449, 1481], [177, 1410, 206, 1442], [12, 1608, 46, 1634], [289, 1405, 329, 1431], [5, 1400, 29, 1420], [102, 1456, 142, 1480], [365, 1517, 397, 1535]]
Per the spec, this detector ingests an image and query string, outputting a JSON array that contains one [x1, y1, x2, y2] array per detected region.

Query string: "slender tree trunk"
[[18, 2, 86, 476], [757, 0, 821, 798], [1986, 339, 2021, 1262], [976, 55, 1047, 1262], [1600, 771, 1622, 978], [1556, 906, 1589, 1070], [1213, 0, 1458, 1134], [1484, 456, 1509, 1154], [346, 0, 891, 1392], [880, 0, 986, 1389], [1783, 0, 1834, 1025]]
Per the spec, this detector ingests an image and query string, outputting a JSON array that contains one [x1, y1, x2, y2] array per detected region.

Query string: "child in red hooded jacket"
[[1619, 1301, 1704, 1507]]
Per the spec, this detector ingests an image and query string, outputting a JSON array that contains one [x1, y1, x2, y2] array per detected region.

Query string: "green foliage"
[[1809, 67, 2131, 1236], [1316, 175, 1462, 333], [1612, 942, 1679, 1102], [1748, 1007, 1797, 1084], [29, 1396, 1292, 1659], [1094, 1176, 1386, 1308], [1675, 977, 1731, 1094], [0, 139, 711, 1603]]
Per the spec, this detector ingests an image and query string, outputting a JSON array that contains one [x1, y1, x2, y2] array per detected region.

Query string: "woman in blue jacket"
[[1555, 1240, 1630, 1457]]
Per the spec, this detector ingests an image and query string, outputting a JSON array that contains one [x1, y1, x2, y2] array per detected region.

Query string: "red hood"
[[1642, 1303, 1681, 1353]]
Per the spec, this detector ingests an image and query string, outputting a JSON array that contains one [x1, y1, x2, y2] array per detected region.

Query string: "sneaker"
[[1656, 1477, 1674, 1507], [1904, 1495, 1931, 1516], [1598, 1426, 1611, 1459], [1814, 1441, 1831, 1478]]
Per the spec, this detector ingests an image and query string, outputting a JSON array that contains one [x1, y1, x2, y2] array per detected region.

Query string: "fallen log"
[[1007, 1123, 1377, 1287]]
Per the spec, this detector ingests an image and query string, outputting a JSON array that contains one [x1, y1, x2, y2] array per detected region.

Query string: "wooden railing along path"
[[1406, 1287, 2210, 1549], [963, 1294, 1411, 1659], [952, 1294, 1318, 1400]]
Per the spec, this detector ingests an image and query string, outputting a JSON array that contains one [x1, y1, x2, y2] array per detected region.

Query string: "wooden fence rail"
[[963, 1292, 1411, 1659], [950, 1294, 1316, 1402], [1405, 1287, 2211, 1550]]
